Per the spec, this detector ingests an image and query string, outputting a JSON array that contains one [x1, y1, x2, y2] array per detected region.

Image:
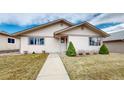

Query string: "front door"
[[60, 37, 67, 53]]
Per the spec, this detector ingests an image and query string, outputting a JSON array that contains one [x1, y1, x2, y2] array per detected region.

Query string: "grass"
[[0, 53, 48, 80], [61, 53, 124, 80]]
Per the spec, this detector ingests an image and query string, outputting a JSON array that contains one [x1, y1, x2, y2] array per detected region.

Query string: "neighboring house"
[[0, 31, 20, 53], [12, 19, 108, 54], [104, 31, 124, 53]]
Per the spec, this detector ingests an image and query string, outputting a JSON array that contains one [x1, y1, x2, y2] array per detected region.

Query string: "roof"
[[0, 31, 11, 37], [104, 30, 124, 42], [12, 19, 74, 36], [54, 21, 109, 37]]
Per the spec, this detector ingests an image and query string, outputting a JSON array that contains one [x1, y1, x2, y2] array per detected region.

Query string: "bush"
[[32, 51, 35, 54], [66, 42, 76, 56], [99, 44, 109, 54]]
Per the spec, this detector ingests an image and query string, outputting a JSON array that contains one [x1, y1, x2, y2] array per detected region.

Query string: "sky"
[[0, 13, 124, 34]]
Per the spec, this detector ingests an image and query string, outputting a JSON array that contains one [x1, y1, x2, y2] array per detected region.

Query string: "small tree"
[[66, 42, 76, 56], [99, 44, 109, 54], [32, 51, 35, 54]]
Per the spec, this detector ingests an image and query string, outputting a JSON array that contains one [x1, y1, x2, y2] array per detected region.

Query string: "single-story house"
[[0, 31, 20, 53], [1, 19, 109, 54], [104, 31, 124, 53]]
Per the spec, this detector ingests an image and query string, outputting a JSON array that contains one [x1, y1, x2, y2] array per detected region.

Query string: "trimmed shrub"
[[99, 44, 109, 54], [32, 51, 35, 54], [66, 42, 76, 56]]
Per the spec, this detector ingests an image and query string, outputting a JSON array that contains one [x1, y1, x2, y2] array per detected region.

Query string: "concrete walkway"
[[36, 54, 70, 80]]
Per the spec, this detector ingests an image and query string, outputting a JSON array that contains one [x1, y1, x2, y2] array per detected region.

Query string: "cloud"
[[102, 23, 124, 33], [88, 13, 124, 32], [0, 13, 99, 26], [0, 13, 124, 27], [90, 13, 124, 25], [1, 13, 124, 33]]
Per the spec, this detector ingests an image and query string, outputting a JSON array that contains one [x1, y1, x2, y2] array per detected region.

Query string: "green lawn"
[[61, 53, 124, 80], [0, 53, 48, 80]]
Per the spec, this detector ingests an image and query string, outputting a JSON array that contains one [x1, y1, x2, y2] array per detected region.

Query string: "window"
[[89, 37, 101, 46], [40, 38, 44, 45], [29, 37, 44, 45], [8, 38, 15, 43]]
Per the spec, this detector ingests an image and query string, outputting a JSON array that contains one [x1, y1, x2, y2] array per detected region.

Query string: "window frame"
[[8, 38, 15, 44], [29, 37, 45, 45], [89, 37, 101, 46]]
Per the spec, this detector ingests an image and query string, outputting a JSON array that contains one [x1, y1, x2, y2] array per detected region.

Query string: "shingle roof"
[[104, 30, 124, 41]]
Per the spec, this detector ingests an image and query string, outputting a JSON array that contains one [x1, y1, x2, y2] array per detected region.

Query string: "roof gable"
[[54, 22, 109, 37], [12, 19, 74, 36]]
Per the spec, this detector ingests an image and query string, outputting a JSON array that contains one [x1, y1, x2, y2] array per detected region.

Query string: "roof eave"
[[0, 32, 11, 37], [83, 22, 109, 37], [12, 19, 74, 36], [54, 21, 109, 37]]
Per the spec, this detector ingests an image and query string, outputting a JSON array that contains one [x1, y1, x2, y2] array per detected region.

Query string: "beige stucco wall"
[[20, 23, 103, 54], [63, 26, 102, 52], [68, 36, 101, 52], [25, 23, 69, 37], [20, 37, 61, 53], [20, 23, 69, 54], [0, 34, 20, 51], [104, 41, 124, 53], [61, 26, 100, 36]]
